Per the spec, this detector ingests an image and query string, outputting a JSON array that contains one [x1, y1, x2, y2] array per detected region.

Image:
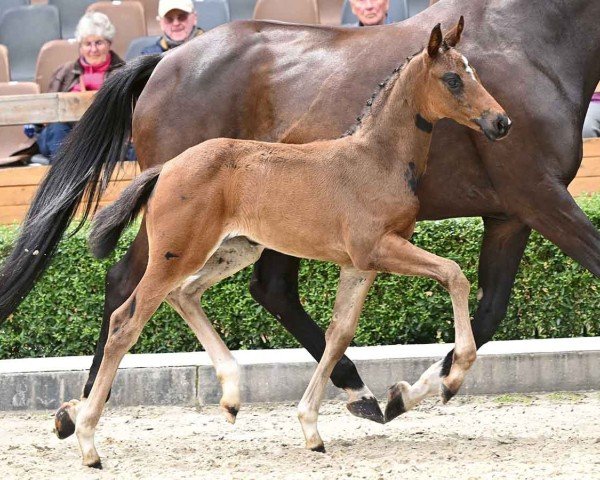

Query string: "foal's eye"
[[442, 73, 463, 91]]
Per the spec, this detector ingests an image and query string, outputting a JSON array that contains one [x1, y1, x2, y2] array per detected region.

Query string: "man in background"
[[348, 0, 390, 26], [141, 0, 203, 55]]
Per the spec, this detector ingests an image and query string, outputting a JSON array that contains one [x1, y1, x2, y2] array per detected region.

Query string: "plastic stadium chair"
[[228, 0, 256, 21], [0, 45, 9, 83], [87, 1, 147, 58], [48, 0, 96, 38], [341, 0, 407, 25], [253, 0, 319, 24], [0, 0, 29, 21], [0, 5, 60, 81], [130, 0, 161, 36], [317, 0, 343, 25], [35, 39, 79, 92], [194, 0, 229, 31], [0, 81, 40, 163], [125, 35, 160, 60], [405, 0, 430, 17]]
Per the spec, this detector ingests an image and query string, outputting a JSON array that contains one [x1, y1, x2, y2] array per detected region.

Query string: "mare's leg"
[[167, 237, 264, 423], [360, 235, 476, 422], [55, 224, 149, 439], [298, 267, 376, 451], [250, 250, 384, 424]]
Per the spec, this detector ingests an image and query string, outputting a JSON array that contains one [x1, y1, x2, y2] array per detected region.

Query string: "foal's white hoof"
[[54, 399, 80, 439], [219, 403, 239, 424]]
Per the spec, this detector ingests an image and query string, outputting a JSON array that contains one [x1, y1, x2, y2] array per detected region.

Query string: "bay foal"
[[80, 20, 510, 466]]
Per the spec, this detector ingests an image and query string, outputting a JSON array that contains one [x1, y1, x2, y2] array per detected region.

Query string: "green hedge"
[[1, 195, 598, 359]]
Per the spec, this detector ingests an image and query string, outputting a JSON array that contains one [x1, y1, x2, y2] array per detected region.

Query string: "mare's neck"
[[351, 54, 434, 178]]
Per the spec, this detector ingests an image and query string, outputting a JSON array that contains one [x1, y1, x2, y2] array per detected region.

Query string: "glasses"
[[81, 39, 109, 50], [161, 12, 191, 23]]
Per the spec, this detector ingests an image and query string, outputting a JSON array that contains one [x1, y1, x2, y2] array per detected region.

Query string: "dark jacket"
[[140, 30, 204, 55], [47, 51, 124, 93], [8, 51, 124, 160]]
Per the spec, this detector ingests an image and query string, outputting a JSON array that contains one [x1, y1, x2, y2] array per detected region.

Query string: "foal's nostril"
[[495, 115, 511, 137]]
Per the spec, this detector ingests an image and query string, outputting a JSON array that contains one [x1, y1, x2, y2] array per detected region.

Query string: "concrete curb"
[[0, 337, 598, 411]]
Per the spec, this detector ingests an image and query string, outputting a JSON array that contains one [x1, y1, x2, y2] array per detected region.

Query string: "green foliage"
[[0, 195, 598, 359]]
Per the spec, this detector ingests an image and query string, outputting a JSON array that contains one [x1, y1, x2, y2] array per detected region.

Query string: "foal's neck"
[[351, 54, 433, 178]]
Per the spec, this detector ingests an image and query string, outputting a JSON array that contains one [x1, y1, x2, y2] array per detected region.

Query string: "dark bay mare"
[[0, 0, 599, 438]]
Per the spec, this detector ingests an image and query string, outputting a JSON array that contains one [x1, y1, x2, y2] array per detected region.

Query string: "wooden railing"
[[0, 93, 598, 225]]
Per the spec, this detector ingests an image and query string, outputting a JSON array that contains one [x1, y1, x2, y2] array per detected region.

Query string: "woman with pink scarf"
[[27, 12, 123, 162]]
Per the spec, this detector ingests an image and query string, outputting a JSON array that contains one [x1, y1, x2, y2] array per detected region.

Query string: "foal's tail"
[[89, 166, 162, 259], [0, 54, 162, 322]]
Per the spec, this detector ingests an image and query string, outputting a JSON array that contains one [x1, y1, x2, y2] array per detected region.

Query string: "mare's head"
[[414, 18, 511, 141]]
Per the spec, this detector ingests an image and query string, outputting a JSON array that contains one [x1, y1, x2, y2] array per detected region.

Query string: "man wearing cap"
[[141, 0, 203, 55]]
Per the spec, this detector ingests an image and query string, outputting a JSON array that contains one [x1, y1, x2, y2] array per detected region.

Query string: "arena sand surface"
[[1, 392, 599, 480]]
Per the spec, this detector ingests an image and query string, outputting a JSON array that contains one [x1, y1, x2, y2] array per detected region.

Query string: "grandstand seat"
[[0, 5, 60, 81], [35, 39, 79, 92], [341, 0, 407, 25], [87, 1, 147, 58], [125, 35, 159, 60], [228, 0, 256, 21], [0, 81, 40, 165], [194, 0, 229, 31], [405, 0, 429, 17], [0, 45, 9, 83], [253, 0, 319, 24], [317, 0, 343, 26], [130, 0, 161, 36], [0, 0, 29, 21], [48, 0, 96, 39]]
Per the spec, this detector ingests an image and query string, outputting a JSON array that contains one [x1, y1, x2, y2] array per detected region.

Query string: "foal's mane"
[[342, 49, 421, 138]]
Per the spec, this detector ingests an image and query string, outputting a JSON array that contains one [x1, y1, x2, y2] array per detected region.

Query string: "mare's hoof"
[[54, 402, 77, 439], [441, 383, 457, 404], [220, 405, 239, 424], [384, 383, 407, 423], [346, 396, 385, 424], [87, 460, 103, 469], [310, 444, 326, 453]]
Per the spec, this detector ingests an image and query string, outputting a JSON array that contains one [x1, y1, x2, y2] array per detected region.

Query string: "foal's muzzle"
[[474, 113, 512, 141]]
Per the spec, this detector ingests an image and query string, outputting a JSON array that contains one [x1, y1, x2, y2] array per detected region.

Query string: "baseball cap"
[[158, 0, 195, 17]]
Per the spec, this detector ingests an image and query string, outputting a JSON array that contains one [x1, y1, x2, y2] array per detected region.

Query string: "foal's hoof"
[[54, 400, 79, 439], [220, 404, 239, 424], [87, 460, 103, 470], [346, 396, 385, 424], [310, 444, 326, 453], [384, 382, 408, 423], [441, 383, 457, 404]]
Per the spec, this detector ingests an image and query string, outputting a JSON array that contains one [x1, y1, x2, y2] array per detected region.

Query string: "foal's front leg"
[[367, 234, 477, 422], [298, 267, 376, 451]]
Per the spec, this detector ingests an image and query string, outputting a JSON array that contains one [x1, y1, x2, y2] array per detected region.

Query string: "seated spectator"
[[348, 0, 390, 26], [20, 12, 123, 163], [583, 92, 600, 138], [141, 0, 203, 55]]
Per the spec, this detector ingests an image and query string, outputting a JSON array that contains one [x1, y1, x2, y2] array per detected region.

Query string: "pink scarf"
[[70, 53, 112, 92]]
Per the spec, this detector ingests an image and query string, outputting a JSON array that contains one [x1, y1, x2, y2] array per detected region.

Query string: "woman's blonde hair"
[[75, 12, 116, 43]]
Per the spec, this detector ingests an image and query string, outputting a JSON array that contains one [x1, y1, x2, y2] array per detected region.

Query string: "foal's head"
[[414, 17, 511, 141]]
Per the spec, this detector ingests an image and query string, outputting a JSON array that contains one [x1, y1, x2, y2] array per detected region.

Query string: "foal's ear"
[[444, 16, 464, 47], [427, 23, 443, 58]]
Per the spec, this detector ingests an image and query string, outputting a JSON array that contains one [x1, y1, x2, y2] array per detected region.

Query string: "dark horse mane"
[[342, 49, 421, 138]]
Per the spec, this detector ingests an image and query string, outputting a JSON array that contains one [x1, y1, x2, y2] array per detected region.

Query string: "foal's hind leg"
[[167, 237, 264, 423], [55, 224, 150, 440], [361, 235, 476, 422], [75, 242, 217, 468]]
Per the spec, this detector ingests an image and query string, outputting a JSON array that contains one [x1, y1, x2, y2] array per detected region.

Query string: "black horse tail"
[[89, 166, 162, 259], [0, 53, 163, 322]]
